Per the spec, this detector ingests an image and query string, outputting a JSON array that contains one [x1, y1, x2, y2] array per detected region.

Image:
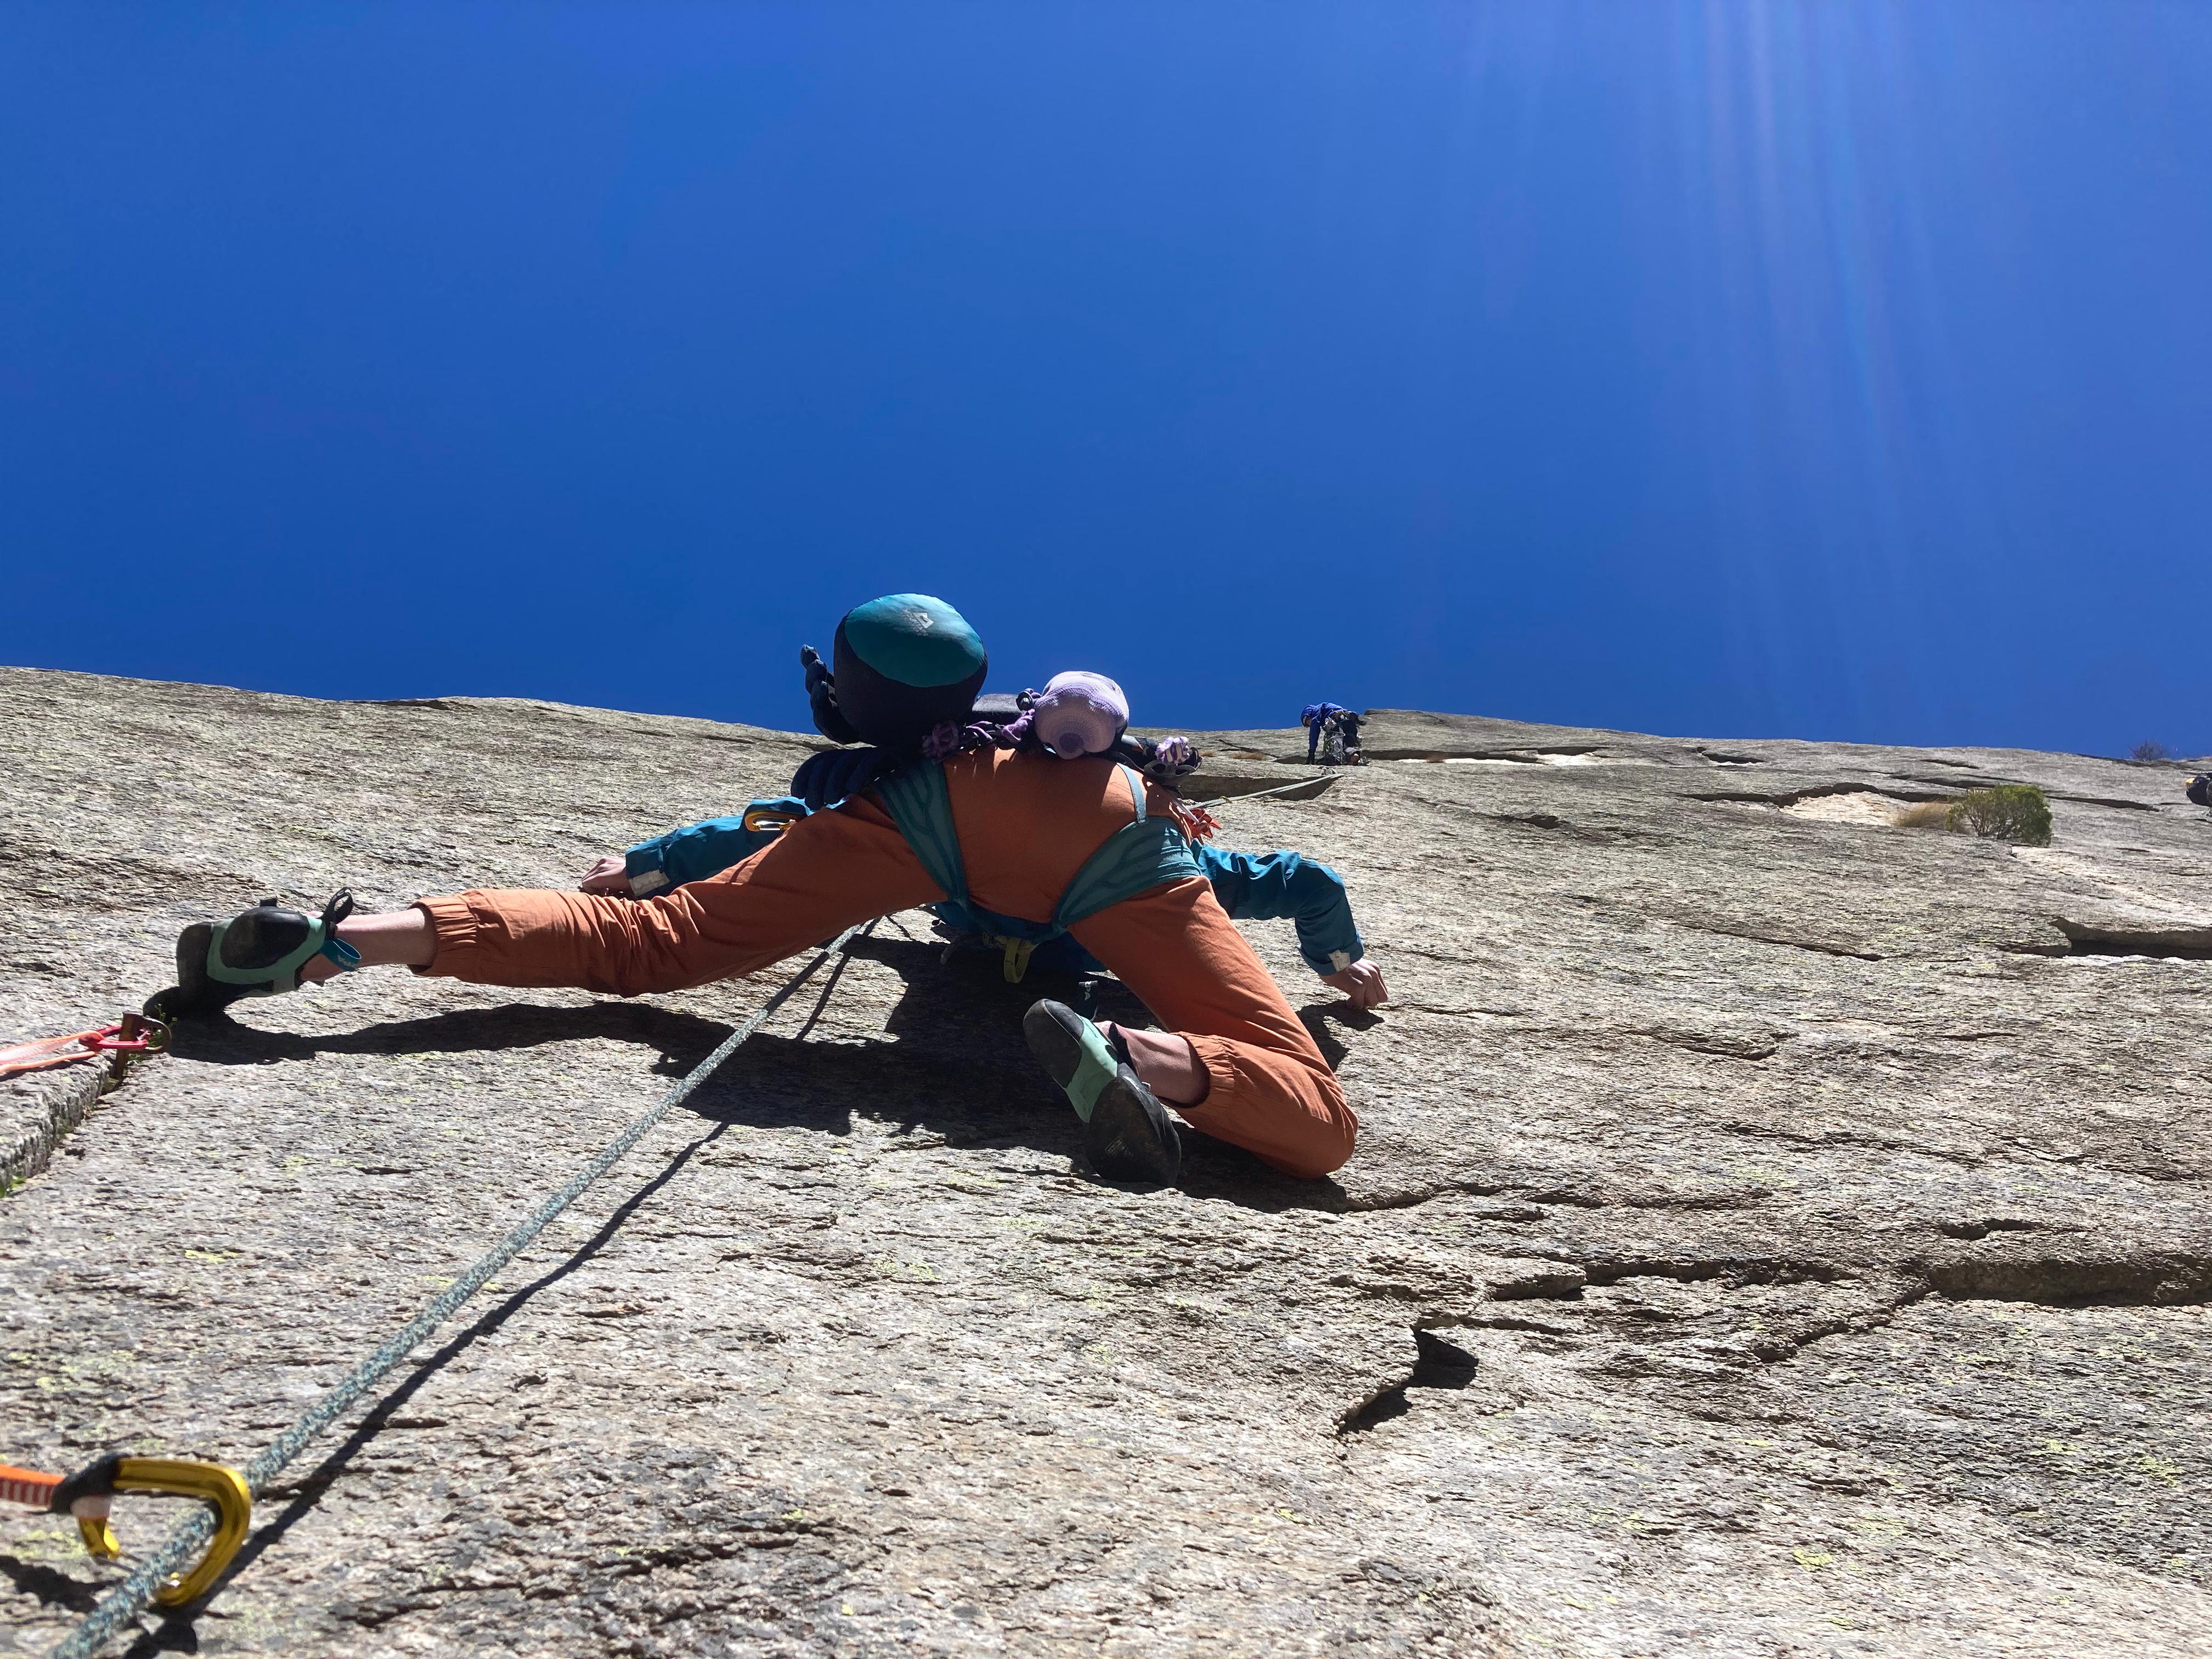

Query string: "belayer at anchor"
[[1301, 702, 1365, 766], [170, 595, 1368, 1187]]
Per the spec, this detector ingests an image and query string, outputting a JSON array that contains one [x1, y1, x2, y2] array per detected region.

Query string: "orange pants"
[[417, 749, 1357, 1177]]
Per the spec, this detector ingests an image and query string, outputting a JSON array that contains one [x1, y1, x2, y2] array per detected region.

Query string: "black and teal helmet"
[[827, 593, 989, 752]]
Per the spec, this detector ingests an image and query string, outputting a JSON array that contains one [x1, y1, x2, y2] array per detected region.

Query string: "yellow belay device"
[[1, 1455, 251, 1604]]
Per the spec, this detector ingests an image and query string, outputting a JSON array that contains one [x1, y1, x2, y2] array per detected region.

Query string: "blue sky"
[[4, 3, 2207, 753]]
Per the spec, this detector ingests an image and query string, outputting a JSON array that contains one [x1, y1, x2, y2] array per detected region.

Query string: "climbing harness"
[[0, 1014, 169, 1081], [633, 768, 1336, 989], [36, 923, 871, 1659], [878, 758, 1202, 984], [916, 774, 1327, 982]]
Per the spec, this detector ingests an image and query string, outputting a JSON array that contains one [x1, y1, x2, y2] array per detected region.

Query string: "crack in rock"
[[1337, 1328, 1482, 1434], [2055, 919, 2212, 960]]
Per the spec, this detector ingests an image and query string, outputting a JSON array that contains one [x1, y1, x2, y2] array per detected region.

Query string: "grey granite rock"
[[2, 667, 2209, 1656]]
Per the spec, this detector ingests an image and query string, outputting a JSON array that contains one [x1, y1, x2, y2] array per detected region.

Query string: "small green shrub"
[[1945, 784, 2052, 847]]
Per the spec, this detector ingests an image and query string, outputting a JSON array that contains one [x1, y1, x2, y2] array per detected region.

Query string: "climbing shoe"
[[173, 891, 362, 1015], [1022, 999, 1182, 1184]]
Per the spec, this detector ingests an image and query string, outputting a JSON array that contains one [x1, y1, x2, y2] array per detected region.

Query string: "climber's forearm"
[[619, 799, 810, 896], [1195, 844, 1364, 975]]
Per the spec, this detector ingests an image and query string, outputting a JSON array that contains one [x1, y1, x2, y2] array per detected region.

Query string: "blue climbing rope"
[[49, 921, 873, 1659]]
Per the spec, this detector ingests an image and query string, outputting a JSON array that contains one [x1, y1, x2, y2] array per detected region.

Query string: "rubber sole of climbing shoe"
[[171, 922, 255, 1015], [1081, 1069, 1183, 1185], [1023, 1000, 1182, 1184]]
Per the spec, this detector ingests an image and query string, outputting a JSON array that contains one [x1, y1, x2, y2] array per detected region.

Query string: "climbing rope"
[[1192, 775, 1341, 811], [47, 921, 872, 1659]]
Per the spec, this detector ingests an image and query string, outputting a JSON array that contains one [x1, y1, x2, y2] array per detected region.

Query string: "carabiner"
[[741, 803, 805, 837], [7, 1453, 252, 1605], [0, 1013, 171, 1079], [83, 1014, 171, 1057]]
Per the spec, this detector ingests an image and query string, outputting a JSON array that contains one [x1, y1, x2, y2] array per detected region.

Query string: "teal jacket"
[[624, 797, 1364, 978]]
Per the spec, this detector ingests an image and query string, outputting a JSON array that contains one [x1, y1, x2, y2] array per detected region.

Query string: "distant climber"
[[170, 596, 1368, 1187], [2189, 773, 2212, 809], [1302, 703, 1365, 766]]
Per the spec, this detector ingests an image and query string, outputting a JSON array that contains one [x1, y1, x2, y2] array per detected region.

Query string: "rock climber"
[[2188, 773, 2211, 809], [1302, 703, 1365, 766], [586, 671, 1385, 1009], [170, 596, 1368, 1187]]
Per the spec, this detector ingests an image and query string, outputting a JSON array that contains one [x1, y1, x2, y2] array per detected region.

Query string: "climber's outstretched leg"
[[174, 889, 422, 1014], [172, 795, 941, 1012]]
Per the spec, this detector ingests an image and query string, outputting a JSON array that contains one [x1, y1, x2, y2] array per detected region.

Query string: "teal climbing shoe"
[[1023, 999, 1182, 1184], [173, 891, 361, 1015]]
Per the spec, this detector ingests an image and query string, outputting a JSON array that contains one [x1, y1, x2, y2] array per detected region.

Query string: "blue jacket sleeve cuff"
[[625, 805, 799, 897], [1304, 939, 1365, 976], [623, 839, 676, 897]]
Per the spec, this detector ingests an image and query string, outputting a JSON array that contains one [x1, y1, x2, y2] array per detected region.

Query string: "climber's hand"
[[1322, 960, 1389, 1010], [580, 855, 631, 895]]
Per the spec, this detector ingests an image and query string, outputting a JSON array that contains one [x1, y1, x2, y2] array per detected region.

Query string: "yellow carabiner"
[[994, 935, 1035, 984], [76, 1510, 121, 1560], [113, 1457, 254, 1605], [741, 804, 803, 837], [38, 1454, 252, 1605]]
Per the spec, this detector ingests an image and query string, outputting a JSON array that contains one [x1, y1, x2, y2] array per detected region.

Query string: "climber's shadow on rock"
[[1299, 999, 1381, 1054], [1296, 1006, 1351, 1068], [165, 996, 736, 1076], [165, 932, 1355, 1214], [755, 933, 1355, 1213]]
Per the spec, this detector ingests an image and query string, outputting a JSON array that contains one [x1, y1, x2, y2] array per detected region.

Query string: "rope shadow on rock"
[[113, 1123, 733, 1658]]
